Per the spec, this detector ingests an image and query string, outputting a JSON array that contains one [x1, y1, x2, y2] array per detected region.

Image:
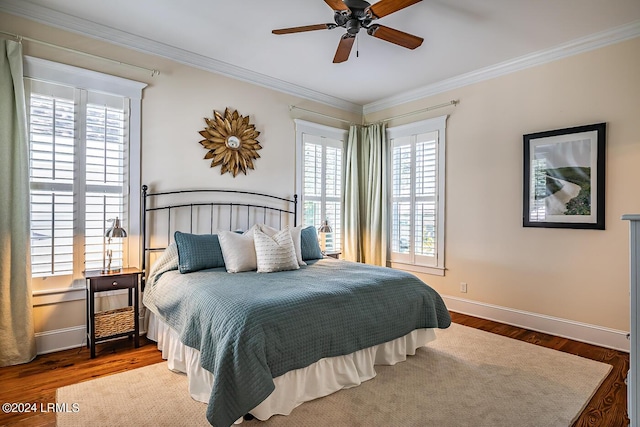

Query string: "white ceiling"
[[2, 0, 640, 112]]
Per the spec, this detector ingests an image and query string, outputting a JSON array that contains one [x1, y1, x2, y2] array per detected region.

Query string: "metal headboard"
[[140, 185, 297, 289]]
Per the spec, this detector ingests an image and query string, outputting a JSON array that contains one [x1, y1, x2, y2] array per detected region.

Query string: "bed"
[[140, 186, 451, 427]]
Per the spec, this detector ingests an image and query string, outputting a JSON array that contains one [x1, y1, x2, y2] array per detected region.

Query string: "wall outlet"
[[460, 282, 468, 293]]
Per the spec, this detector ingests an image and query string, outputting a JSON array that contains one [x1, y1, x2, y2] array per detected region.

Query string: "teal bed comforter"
[[144, 247, 451, 427]]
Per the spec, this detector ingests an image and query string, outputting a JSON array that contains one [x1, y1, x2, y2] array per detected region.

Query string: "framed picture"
[[523, 123, 606, 230]]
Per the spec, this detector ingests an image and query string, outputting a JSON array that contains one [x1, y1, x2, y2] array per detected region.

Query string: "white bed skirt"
[[147, 312, 436, 422]]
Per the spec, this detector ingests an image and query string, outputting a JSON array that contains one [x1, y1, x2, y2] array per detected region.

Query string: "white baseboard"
[[35, 316, 147, 355], [35, 325, 86, 355], [35, 298, 628, 354], [443, 295, 630, 352]]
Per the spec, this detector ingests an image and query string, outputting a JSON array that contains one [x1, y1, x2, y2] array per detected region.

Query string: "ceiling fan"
[[272, 0, 423, 63]]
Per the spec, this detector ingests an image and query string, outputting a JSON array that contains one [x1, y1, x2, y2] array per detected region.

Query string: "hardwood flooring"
[[0, 337, 163, 426], [0, 312, 629, 426]]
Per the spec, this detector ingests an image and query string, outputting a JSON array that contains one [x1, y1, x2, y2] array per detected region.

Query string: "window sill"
[[32, 286, 128, 306], [32, 286, 85, 306], [388, 262, 445, 277]]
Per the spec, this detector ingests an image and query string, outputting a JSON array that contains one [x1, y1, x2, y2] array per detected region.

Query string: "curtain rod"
[[375, 100, 459, 124], [289, 105, 354, 125], [290, 99, 459, 127], [0, 30, 160, 77]]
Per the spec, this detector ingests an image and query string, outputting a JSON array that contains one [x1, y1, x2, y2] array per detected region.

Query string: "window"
[[387, 115, 447, 275], [24, 57, 145, 290], [295, 120, 347, 253]]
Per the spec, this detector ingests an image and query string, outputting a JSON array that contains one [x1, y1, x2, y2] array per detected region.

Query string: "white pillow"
[[257, 224, 278, 236], [217, 225, 259, 273], [253, 227, 300, 273], [259, 224, 306, 266]]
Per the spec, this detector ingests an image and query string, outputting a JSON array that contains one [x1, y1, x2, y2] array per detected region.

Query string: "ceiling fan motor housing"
[[346, 18, 361, 34], [343, 0, 371, 10]]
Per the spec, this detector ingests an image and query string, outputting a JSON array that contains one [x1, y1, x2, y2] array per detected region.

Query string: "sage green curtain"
[[343, 123, 388, 266], [0, 40, 37, 366], [343, 125, 361, 261]]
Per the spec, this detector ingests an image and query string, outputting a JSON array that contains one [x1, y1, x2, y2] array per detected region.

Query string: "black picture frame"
[[523, 123, 606, 230]]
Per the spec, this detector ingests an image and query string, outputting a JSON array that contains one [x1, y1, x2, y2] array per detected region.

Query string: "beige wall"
[[140, 60, 360, 195], [367, 37, 640, 331], [3, 11, 638, 345], [0, 13, 358, 339]]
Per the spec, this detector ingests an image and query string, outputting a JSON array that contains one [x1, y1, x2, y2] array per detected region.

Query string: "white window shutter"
[[388, 116, 447, 273], [26, 80, 131, 281]]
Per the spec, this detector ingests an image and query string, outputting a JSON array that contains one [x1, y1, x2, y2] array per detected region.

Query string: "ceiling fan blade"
[[333, 34, 356, 63], [367, 0, 421, 19], [272, 24, 333, 35], [367, 24, 423, 49], [324, 0, 349, 11]]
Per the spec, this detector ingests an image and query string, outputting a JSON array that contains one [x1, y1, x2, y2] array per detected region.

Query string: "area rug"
[[56, 323, 611, 427]]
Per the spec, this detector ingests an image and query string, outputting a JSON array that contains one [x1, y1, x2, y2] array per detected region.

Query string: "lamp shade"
[[318, 219, 332, 233], [105, 217, 127, 238]]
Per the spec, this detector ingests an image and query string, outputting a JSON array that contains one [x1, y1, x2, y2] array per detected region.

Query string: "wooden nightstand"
[[85, 267, 142, 358], [325, 252, 341, 259]]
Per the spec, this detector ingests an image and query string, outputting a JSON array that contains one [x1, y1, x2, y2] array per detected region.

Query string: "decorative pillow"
[[174, 231, 225, 273], [253, 227, 300, 273], [300, 226, 324, 260], [257, 224, 278, 236], [258, 224, 306, 266], [218, 225, 259, 273], [288, 225, 307, 266]]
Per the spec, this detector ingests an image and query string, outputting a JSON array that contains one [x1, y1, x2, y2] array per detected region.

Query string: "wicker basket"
[[95, 306, 135, 338]]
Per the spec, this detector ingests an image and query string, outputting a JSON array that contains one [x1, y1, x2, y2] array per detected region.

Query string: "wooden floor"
[[0, 312, 629, 426]]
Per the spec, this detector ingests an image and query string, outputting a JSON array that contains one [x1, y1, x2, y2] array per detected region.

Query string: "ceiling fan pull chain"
[[356, 34, 359, 58]]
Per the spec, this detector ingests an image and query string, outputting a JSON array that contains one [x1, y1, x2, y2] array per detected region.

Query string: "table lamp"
[[318, 219, 332, 253], [103, 216, 127, 273]]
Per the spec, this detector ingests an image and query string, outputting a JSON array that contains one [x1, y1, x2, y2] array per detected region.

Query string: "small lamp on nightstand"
[[318, 219, 332, 254], [103, 217, 127, 273]]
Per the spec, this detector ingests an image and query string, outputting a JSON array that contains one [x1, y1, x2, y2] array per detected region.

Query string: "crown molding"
[[2, 0, 638, 116], [0, 0, 362, 114], [363, 20, 640, 115]]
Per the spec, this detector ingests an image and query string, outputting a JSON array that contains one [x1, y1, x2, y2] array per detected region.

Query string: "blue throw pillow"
[[174, 231, 226, 273], [300, 226, 323, 261]]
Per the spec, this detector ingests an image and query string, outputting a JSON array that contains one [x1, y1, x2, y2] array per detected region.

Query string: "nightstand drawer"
[[91, 274, 137, 292]]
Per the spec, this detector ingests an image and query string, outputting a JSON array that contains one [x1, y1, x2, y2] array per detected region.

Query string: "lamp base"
[[101, 268, 122, 274]]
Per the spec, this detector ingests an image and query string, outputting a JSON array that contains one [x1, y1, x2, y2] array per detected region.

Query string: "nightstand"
[[325, 252, 342, 259], [85, 267, 141, 358]]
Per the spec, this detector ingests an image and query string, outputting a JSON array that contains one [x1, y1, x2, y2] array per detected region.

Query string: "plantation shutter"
[[388, 115, 446, 273], [391, 137, 412, 262], [414, 131, 438, 260], [28, 81, 76, 277], [302, 133, 342, 252], [303, 135, 323, 229], [27, 79, 128, 282], [84, 92, 129, 272]]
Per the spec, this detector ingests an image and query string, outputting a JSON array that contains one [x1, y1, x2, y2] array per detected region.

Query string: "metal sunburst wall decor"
[[198, 108, 262, 177]]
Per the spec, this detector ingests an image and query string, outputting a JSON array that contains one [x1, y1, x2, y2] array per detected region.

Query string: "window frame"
[[387, 115, 447, 276], [24, 56, 146, 294], [294, 119, 348, 252]]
